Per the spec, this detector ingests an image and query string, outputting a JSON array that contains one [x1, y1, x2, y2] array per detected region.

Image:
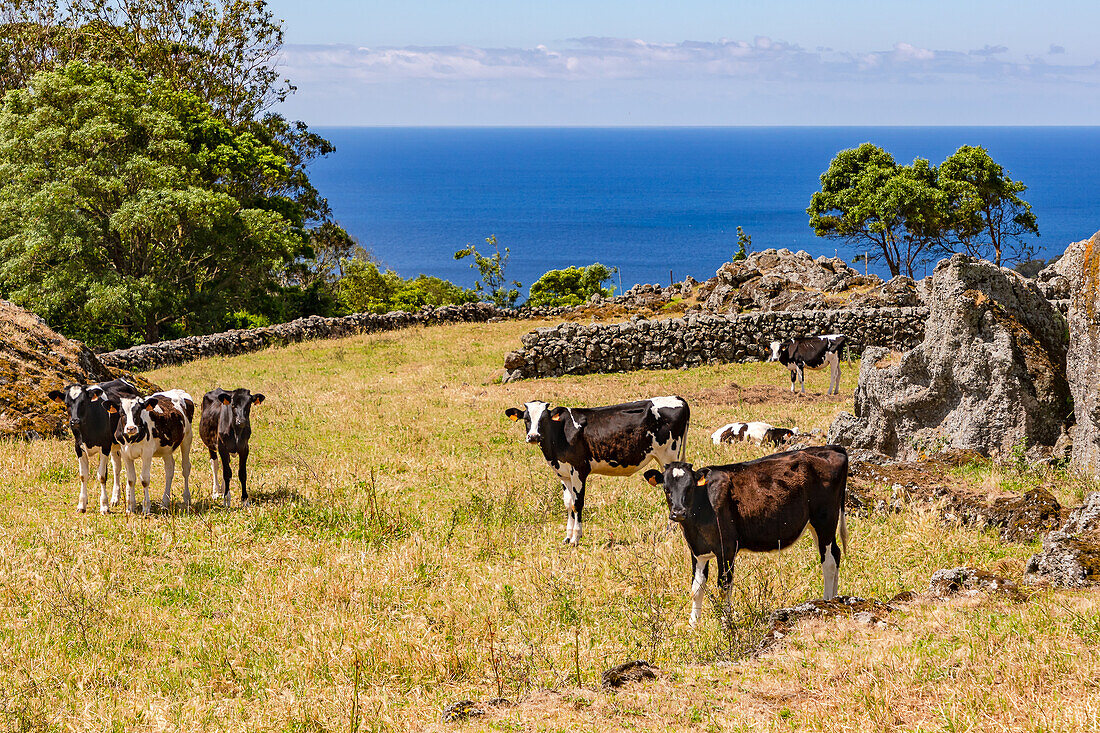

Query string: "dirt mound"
[[0, 301, 157, 439], [687, 383, 848, 407]]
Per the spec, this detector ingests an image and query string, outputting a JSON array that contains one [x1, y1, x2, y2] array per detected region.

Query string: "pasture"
[[2, 319, 1098, 732]]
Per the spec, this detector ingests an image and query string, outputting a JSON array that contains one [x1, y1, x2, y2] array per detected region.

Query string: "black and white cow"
[[48, 378, 141, 513], [198, 388, 265, 508], [104, 390, 195, 515], [710, 421, 796, 447], [645, 445, 849, 624], [768, 334, 847, 395], [506, 396, 690, 545]]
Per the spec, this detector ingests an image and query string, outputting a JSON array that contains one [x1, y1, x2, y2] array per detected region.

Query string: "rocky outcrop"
[[1062, 232, 1100, 474], [0, 301, 156, 439], [503, 307, 927, 381], [1024, 492, 1100, 587], [929, 567, 1027, 601], [828, 255, 1071, 460]]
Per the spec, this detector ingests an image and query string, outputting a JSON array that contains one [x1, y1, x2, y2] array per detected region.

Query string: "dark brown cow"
[[199, 388, 265, 508], [645, 445, 849, 624], [506, 396, 690, 545]]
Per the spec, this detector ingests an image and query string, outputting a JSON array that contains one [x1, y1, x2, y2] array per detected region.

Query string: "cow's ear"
[[48, 390, 65, 404], [143, 399, 157, 412], [88, 389, 101, 402], [105, 403, 118, 414], [219, 394, 232, 405], [251, 393, 265, 405], [695, 468, 710, 487], [550, 406, 567, 422], [505, 407, 524, 421], [643, 469, 663, 486]]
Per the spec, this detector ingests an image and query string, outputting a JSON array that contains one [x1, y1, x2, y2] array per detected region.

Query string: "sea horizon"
[[308, 126, 1100, 293]]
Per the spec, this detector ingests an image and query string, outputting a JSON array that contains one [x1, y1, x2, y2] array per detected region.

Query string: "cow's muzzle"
[[69, 418, 81, 428], [124, 427, 139, 437], [526, 434, 540, 444], [669, 511, 688, 523]]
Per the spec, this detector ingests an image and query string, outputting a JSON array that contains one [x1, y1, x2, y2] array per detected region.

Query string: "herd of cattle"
[[46, 334, 849, 623]]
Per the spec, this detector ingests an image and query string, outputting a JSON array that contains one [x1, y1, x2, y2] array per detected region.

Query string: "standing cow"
[[199, 388, 265, 508], [768, 334, 847, 395], [506, 396, 690, 545], [105, 390, 195, 515], [48, 378, 141, 513], [645, 445, 849, 624]]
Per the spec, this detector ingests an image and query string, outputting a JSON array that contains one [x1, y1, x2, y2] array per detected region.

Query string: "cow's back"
[[578, 398, 687, 471]]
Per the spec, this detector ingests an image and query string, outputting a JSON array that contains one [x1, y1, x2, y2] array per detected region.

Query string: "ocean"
[[308, 127, 1100, 292]]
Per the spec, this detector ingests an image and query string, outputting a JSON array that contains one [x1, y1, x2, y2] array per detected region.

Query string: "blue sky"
[[268, 1, 1100, 125]]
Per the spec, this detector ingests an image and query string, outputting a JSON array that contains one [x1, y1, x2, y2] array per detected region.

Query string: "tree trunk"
[[144, 312, 159, 344]]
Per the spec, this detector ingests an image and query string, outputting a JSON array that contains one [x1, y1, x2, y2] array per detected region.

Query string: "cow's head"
[[645, 462, 710, 523], [766, 427, 796, 445], [48, 384, 106, 432], [217, 388, 264, 433], [505, 401, 552, 444], [105, 396, 153, 444], [767, 341, 783, 362]]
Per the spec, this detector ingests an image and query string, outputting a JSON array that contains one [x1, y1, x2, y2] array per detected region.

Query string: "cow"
[[48, 378, 141, 513], [768, 334, 848, 395], [711, 421, 796, 447], [505, 396, 690, 545], [198, 388, 265, 508], [103, 390, 195, 515], [644, 445, 849, 625]]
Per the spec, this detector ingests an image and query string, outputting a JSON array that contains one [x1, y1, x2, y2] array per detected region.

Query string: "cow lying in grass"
[[506, 396, 690, 545], [710, 421, 795, 447], [48, 379, 141, 513], [645, 445, 849, 624], [105, 390, 195, 515]]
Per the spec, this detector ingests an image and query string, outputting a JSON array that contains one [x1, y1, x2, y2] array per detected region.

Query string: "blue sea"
[[308, 127, 1100, 292]]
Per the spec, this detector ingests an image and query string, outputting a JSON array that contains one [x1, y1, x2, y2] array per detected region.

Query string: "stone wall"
[[99, 302, 531, 372], [502, 306, 928, 381]]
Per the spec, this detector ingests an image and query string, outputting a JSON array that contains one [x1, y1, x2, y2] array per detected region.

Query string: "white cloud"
[[281, 37, 1098, 85]]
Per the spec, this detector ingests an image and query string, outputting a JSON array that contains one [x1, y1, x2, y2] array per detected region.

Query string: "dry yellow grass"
[[0, 319, 1095, 732]]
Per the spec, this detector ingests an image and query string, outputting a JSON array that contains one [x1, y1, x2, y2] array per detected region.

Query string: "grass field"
[[2, 319, 1099, 732]]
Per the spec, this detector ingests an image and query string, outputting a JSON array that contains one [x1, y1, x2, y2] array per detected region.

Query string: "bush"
[[336, 260, 477, 314], [526, 264, 616, 308]]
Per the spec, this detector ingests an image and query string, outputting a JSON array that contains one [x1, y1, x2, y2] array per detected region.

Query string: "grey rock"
[[1063, 232, 1100, 475], [1024, 491, 1100, 587]]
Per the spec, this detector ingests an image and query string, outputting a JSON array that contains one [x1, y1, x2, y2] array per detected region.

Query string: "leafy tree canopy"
[[527, 264, 616, 308], [454, 235, 522, 308], [0, 62, 301, 347], [336, 258, 478, 315]]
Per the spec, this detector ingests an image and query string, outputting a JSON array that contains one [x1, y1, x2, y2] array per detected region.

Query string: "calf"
[[48, 379, 141, 513], [506, 396, 690, 545], [644, 445, 849, 624], [105, 390, 195, 515], [711, 421, 796, 447], [199, 388, 265, 508], [768, 334, 847, 395]]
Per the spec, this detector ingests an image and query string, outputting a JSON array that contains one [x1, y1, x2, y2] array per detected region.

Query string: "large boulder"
[[1061, 231, 1100, 474], [0, 300, 155, 439], [828, 255, 1071, 460], [1024, 492, 1100, 587]]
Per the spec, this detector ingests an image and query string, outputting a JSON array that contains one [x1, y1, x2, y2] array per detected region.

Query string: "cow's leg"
[[826, 351, 840, 395], [571, 481, 586, 545], [238, 449, 250, 507], [219, 447, 233, 508], [810, 518, 842, 599], [110, 447, 122, 506], [140, 455, 153, 516], [209, 447, 220, 501], [561, 480, 575, 543], [162, 453, 175, 512], [789, 365, 797, 393], [716, 557, 736, 622], [798, 363, 806, 394], [180, 441, 192, 513], [96, 452, 110, 514], [689, 553, 711, 625], [76, 450, 90, 513], [124, 456, 137, 513]]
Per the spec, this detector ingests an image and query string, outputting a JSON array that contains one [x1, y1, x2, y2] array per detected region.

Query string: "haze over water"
[[309, 127, 1100, 292]]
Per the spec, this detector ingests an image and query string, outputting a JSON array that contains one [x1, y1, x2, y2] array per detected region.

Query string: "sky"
[[267, 1, 1100, 125]]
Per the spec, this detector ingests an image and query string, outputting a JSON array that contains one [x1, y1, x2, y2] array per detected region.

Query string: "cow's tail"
[[838, 507, 849, 556], [836, 446, 849, 556]]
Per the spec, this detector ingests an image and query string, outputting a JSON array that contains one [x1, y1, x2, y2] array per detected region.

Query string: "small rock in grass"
[[601, 660, 658, 689]]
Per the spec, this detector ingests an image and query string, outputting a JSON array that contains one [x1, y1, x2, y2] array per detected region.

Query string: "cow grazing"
[[506, 396, 690, 545], [104, 390, 194, 515], [768, 334, 847, 395], [199, 388, 265, 508], [48, 379, 141, 513], [710, 421, 796, 447], [644, 445, 849, 624]]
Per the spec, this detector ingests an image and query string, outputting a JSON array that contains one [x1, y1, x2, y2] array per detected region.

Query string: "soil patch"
[[688, 383, 849, 408]]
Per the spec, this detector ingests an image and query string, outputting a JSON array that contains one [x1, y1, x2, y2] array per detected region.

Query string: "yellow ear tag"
[[696, 476, 707, 486], [647, 476, 658, 486], [551, 412, 564, 421], [508, 413, 519, 421]]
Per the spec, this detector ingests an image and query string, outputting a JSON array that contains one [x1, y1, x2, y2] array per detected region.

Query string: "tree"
[[808, 143, 947, 278], [453, 235, 522, 308], [336, 257, 477, 315], [0, 63, 301, 346], [939, 145, 1038, 267], [733, 226, 751, 261], [526, 264, 616, 307]]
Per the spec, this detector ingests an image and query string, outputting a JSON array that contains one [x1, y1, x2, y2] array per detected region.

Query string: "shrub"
[[526, 264, 616, 308]]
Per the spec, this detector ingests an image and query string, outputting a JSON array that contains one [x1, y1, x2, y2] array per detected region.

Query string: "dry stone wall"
[[99, 303, 530, 372], [502, 306, 927, 382]]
